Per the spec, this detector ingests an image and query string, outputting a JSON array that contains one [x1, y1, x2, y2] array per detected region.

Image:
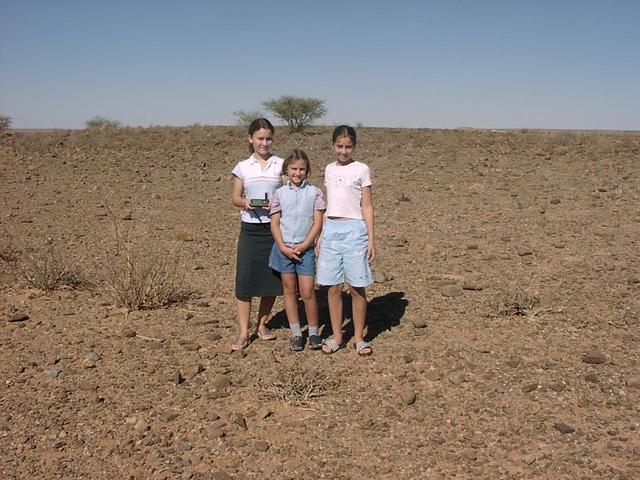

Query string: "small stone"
[[600, 383, 615, 395], [521, 383, 538, 393], [373, 271, 388, 283], [9, 312, 29, 322], [517, 250, 533, 256], [158, 412, 179, 422], [175, 371, 185, 385], [411, 317, 428, 329], [122, 212, 133, 220], [134, 420, 148, 434], [212, 472, 234, 480], [122, 328, 136, 338], [229, 413, 247, 430], [626, 376, 640, 390], [550, 198, 561, 204], [181, 471, 193, 480], [550, 383, 566, 392], [212, 375, 231, 390], [213, 344, 233, 354], [148, 341, 163, 350], [554, 423, 575, 434], [43, 367, 62, 379], [462, 282, 483, 291], [584, 373, 600, 383], [424, 371, 443, 381], [205, 426, 225, 439], [440, 284, 463, 298], [255, 440, 270, 452], [400, 388, 416, 406], [505, 358, 521, 368], [487, 382, 506, 393], [176, 441, 192, 452], [628, 275, 640, 284], [521, 453, 537, 465], [582, 352, 607, 364], [85, 352, 101, 362], [257, 408, 273, 420], [447, 370, 465, 385]]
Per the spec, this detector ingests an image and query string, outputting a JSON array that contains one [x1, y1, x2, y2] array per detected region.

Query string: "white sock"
[[290, 323, 302, 337], [308, 325, 319, 336]]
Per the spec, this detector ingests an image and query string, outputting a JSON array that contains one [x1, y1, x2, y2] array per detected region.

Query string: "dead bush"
[[253, 357, 333, 406], [485, 288, 545, 317], [105, 230, 191, 311], [17, 239, 84, 290]]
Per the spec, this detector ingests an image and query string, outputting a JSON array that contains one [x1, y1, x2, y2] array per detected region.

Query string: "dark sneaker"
[[308, 335, 322, 350], [290, 336, 305, 351]]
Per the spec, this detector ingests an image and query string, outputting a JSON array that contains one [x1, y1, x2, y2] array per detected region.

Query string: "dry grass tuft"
[[17, 239, 84, 290], [170, 226, 192, 242], [253, 357, 333, 406]]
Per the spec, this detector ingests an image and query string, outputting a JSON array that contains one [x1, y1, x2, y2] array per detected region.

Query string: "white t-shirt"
[[324, 161, 372, 219], [232, 154, 284, 223]]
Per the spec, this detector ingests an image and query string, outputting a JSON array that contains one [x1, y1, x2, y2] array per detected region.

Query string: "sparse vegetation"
[[254, 358, 332, 405], [262, 96, 326, 133], [233, 109, 266, 127], [17, 239, 84, 291], [85, 116, 122, 130]]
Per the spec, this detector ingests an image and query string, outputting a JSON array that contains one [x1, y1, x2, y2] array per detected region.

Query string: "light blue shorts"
[[316, 219, 373, 287]]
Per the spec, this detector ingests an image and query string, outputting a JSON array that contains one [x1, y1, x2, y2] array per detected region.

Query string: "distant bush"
[[85, 116, 121, 129], [262, 96, 326, 133], [234, 109, 266, 127], [0, 115, 12, 131]]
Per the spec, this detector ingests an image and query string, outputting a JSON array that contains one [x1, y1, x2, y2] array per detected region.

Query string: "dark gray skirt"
[[235, 222, 283, 297]]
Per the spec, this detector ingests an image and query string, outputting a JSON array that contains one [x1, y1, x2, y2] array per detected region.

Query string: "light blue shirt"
[[270, 181, 325, 244]]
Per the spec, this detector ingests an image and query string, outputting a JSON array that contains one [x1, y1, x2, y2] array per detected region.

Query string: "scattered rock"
[[255, 440, 270, 452], [148, 341, 163, 351], [517, 249, 533, 256], [521, 383, 538, 393], [550, 198, 561, 204], [176, 441, 192, 452], [175, 371, 185, 385], [582, 352, 607, 364], [440, 284, 463, 298], [229, 413, 247, 430], [205, 426, 225, 439], [424, 371, 443, 382], [411, 317, 428, 329], [159, 412, 179, 422], [462, 282, 483, 291], [122, 328, 137, 338], [584, 373, 600, 383], [505, 358, 521, 368], [487, 382, 506, 393], [373, 271, 389, 283], [43, 367, 62, 379], [553, 423, 575, 434], [447, 369, 465, 385], [9, 312, 29, 322], [626, 376, 640, 390], [85, 352, 100, 362], [212, 472, 234, 480], [396, 192, 411, 202], [400, 387, 416, 405], [122, 212, 133, 220], [213, 344, 234, 354]]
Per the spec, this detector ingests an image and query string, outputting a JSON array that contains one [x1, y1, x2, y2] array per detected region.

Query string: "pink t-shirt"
[[324, 161, 372, 219]]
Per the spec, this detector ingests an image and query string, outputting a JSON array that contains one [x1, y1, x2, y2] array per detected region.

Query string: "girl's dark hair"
[[248, 118, 275, 152], [331, 124, 357, 146], [282, 148, 311, 176]]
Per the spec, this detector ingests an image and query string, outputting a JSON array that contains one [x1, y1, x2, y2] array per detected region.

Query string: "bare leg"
[[281, 274, 300, 328], [350, 286, 368, 344], [326, 284, 344, 344], [257, 295, 276, 334], [298, 275, 319, 328], [231, 296, 252, 349]]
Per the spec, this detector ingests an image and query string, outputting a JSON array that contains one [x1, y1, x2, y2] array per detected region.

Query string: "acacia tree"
[[262, 96, 326, 133], [0, 115, 12, 131]]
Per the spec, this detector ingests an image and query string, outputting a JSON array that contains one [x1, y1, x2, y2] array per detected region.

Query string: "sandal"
[[355, 341, 373, 357], [257, 326, 276, 341], [321, 338, 345, 355], [230, 337, 250, 351]]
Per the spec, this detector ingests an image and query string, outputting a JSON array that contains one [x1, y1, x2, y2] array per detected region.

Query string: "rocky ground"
[[1, 126, 639, 479]]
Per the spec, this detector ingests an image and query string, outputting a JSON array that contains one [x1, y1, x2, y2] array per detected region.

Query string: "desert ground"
[[1, 125, 639, 479]]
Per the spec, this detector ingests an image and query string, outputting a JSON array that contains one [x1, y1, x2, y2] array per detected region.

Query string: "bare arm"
[[231, 176, 251, 210], [270, 211, 301, 261], [361, 185, 375, 261]]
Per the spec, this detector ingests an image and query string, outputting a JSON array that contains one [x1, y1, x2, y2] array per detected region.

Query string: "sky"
[[1, 0, 639, 130]]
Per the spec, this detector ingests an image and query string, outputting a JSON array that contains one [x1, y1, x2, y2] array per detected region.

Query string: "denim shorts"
[[268, 244, 316, 276], [316, 219, 373, 287]]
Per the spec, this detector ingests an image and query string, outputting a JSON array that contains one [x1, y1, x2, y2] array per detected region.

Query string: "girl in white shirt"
[[316, 125, 375, 356]]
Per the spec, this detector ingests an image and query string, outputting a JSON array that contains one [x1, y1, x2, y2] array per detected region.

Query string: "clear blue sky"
[[1, 0, 639, 130]]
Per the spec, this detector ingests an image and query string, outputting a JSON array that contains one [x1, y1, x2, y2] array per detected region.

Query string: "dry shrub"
[[170, 226, 192, 242], [105, 229, 190, 310], [253, 358, 333, 406], [486, 287, 545, 317], [17, 239, 84, 290]]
